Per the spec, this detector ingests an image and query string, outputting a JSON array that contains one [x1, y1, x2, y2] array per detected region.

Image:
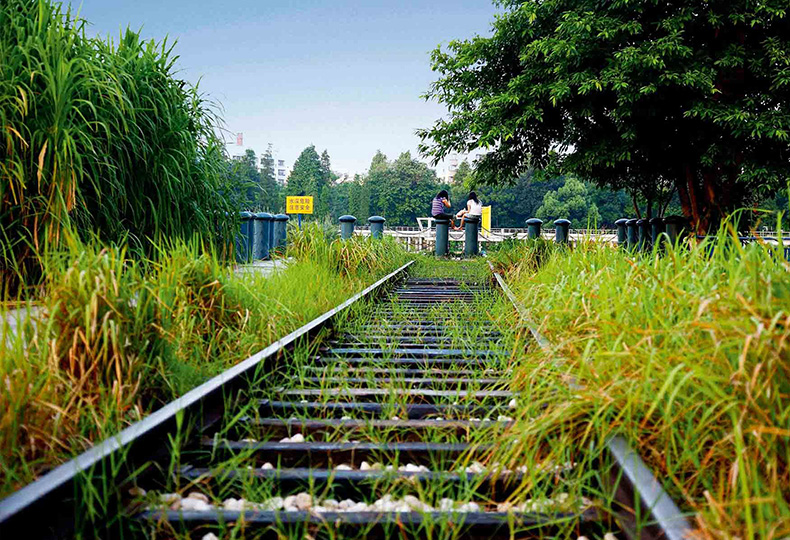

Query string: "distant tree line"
[[233, 145, 729, 228]]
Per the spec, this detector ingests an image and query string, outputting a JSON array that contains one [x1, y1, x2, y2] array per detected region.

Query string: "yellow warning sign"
[[286, 196, 314, 214], [481, 205, 491, 237]]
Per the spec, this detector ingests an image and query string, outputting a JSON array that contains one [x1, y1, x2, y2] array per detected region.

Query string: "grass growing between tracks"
[[504, 232, 790, 538], [137, 261, 616, 540], [0, 230, 408, 499]]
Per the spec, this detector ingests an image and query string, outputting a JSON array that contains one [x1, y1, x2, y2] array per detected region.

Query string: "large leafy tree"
[[536, 176, 601, 226], [419, 0, 790, 232]]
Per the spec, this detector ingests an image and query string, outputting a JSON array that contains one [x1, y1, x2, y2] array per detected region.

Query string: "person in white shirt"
[[455, 191, 483, 230]]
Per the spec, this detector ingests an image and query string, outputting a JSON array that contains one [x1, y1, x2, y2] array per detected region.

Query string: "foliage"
[[0, 0, 237, 287], [0, 232, 407, 497], [419, 0, 790, 233], [508, 230, 790, 537], [536, 176, 601, 226]]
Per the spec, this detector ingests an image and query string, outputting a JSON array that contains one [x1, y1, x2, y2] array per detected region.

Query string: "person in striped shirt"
[[431, 190, 456, 228]]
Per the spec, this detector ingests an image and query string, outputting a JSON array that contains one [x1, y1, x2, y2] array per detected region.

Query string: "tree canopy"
[[419, 0, 790, 232]]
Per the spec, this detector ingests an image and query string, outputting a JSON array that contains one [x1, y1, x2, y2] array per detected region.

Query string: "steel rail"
[[489, 264, 694, 540], [0, 260, 414, 538]]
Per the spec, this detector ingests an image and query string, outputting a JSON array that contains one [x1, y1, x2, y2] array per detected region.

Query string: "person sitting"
[[455, 191, 483, 230], [431, 189, 456, 228]]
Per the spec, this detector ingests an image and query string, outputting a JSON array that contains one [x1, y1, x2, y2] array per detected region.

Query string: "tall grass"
[[0, 227, 408, 498], [505, 229, 790, 538], [0, 0, 237, 288]]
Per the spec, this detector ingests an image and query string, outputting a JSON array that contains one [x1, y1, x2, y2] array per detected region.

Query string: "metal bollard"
[[339, 215, 357, 240], [637, 218, 650, 251], [368, 216, 386, 239], [526, 218, 543, 240], [273, 214, 289, 251], [554, 219, 571, 244], [434, 217, 450, 256], [237, 211, 254, 263], [614, 218, 628, 247], [663, 216, 686, 246], [464, 216, 480, 257], [255, 212, 273, 260], [625, 219, 638, 250], [650, 217, 665, 248]]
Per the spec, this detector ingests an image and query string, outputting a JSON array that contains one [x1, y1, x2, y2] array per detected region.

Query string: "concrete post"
[[650, 217, 665, 249], [368, 216, 386, 239], [256, 212, 273, 260], [615, 218, 628, 248], [273, 214, 289, 251], [637, 218, 650, 251], [434, 217, 450, 256], [237, 212, 254, 263], [554, 219, 571, 244], [339, 215, 357, 240], [464, 216, 480, 257], [526, 218, 543, 240], [663, 216, 687, 246], [625, 219, 638, 250]]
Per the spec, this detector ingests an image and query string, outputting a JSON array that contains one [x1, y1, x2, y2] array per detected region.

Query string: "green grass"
[[0, 228, 408, 499], [501, 231, 790, 538], [133, 260, 609, 539], [1, 0, 237, 289]]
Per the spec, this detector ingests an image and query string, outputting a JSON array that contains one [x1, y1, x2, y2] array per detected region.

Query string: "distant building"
[[443, 153, 461, 183]]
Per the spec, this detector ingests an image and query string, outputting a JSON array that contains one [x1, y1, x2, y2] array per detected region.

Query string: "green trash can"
[[368, 216, 386, 239], [339, 215, 357, 240]]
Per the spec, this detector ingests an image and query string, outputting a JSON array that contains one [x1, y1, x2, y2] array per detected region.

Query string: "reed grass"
[[0, 226, 408, 499], [0, 0, 237, 289], [504, 227, 790, 538]]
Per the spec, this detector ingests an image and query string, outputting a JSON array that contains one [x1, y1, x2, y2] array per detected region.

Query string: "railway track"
[[0, 261, 691, 539]]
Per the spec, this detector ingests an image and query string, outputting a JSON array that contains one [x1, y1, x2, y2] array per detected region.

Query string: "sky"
[[68, 0, 500, 176]]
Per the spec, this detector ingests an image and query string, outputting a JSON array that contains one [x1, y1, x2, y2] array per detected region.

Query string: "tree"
[[453, 160, 473, 187], [536, 176, 601, 226], [419, 0, 790, 233], [259, 144, 280, 211]]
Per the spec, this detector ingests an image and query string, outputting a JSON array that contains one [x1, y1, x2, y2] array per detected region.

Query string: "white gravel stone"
[[180, 498, 212, 512], [360, 461, 372, 471], [335, 464, 353, 470], [240, 438, 257, 442], [391, 416, 400, 421], [128, 487, 146, 497], [323, 499, 339, 510], [187, 492, 209, 503], [439, 498, 455, 511], [202, 534, 220, 540], [159, 493, 181, 504], [497, 415, 513, 422], [340, 416, 351, 420], [604, 534, 618, 540], [577, 537, 590, 540], [294, 492, 312, 510], [458, 502, 481, 513], [260, 497, 283, 510], [508, 398, 517, 409], [349, 502, 369, 512], [261, 462, 274, 470], [284, 505, 298, 512], [338, 499, 356, 510]]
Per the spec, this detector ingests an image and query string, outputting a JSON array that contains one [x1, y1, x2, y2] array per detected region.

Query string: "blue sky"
[[68, 1, 499, 175]]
